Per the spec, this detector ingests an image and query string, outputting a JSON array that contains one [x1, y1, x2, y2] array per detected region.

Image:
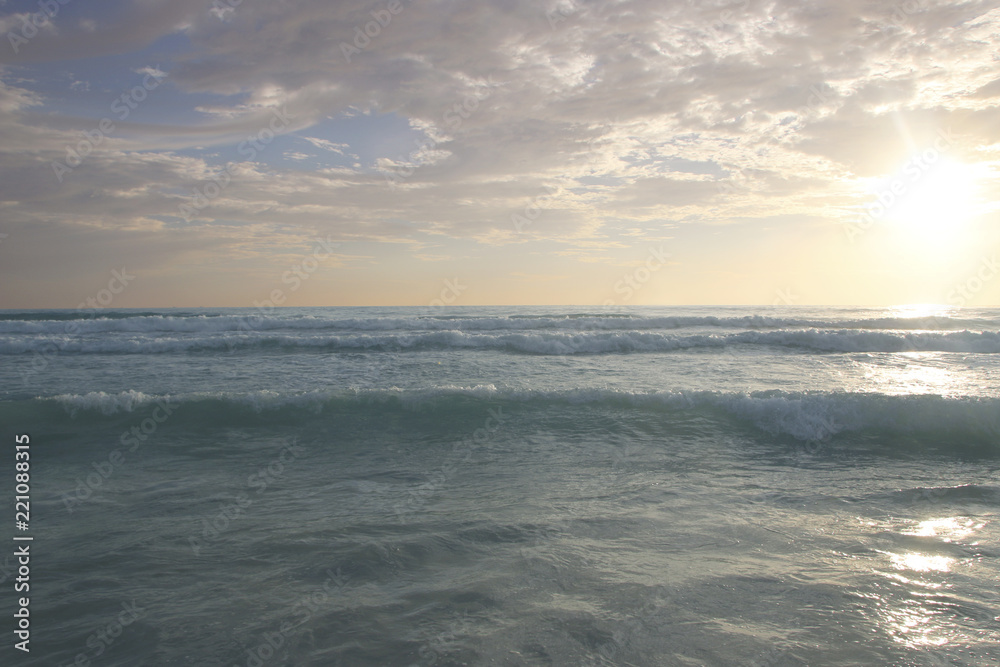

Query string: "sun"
[[885, 157, 980, 238]]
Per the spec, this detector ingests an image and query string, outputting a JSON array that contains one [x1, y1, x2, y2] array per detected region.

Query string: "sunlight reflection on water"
[[868, 515, 986, 650]]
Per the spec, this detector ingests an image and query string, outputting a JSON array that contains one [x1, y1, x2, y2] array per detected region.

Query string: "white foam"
[[0, 313, 993, 335], [52, 389, 163, 416], [45, 387, 1000, 444], [5, 329, 1000, 355]]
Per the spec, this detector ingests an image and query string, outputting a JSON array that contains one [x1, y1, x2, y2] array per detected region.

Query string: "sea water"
[[1, 305, 998, 666]]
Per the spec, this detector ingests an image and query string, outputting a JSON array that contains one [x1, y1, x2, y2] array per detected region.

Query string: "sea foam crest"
[[0, 312, 994, 335], [6, 329, 1000, 355], [47, 387, 1000, 445], [51, 389, 163, 416]]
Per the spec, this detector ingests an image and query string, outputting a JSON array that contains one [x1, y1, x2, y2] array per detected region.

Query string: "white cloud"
[[302, 137, 349, 154], [1, 0, 998, 304]]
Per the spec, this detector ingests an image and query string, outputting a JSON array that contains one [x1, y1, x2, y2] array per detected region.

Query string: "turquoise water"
[[2, 306, 999, 665]]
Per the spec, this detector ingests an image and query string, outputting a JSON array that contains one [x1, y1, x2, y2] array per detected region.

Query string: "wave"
[[0, 310, 186, 322], [32, 387, 1000, 446], [885, 484, 1000, 506], [3, 329, 1000, 355], [0, 312, 995, 335], [0, 313, 811, 334]]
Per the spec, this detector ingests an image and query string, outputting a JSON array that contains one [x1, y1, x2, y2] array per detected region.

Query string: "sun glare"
[[885, 158, 980, 237], [889, 552, 954, 573]]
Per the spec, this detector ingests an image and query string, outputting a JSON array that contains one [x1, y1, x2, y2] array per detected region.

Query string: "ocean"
[[2, 305, 998, 666]]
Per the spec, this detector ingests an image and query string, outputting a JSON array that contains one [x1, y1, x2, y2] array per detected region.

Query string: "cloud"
[[302, 136, 351, 155], [1, 0, 998, 305]]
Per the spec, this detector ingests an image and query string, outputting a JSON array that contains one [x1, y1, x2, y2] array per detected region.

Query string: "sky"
[[0, 0, 998, 308]]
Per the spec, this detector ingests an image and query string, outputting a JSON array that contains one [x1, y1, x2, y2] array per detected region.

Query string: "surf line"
[[227, 236, 340, 350]]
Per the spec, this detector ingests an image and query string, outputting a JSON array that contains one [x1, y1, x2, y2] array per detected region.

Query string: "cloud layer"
[[1, 0, 998, 306]]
